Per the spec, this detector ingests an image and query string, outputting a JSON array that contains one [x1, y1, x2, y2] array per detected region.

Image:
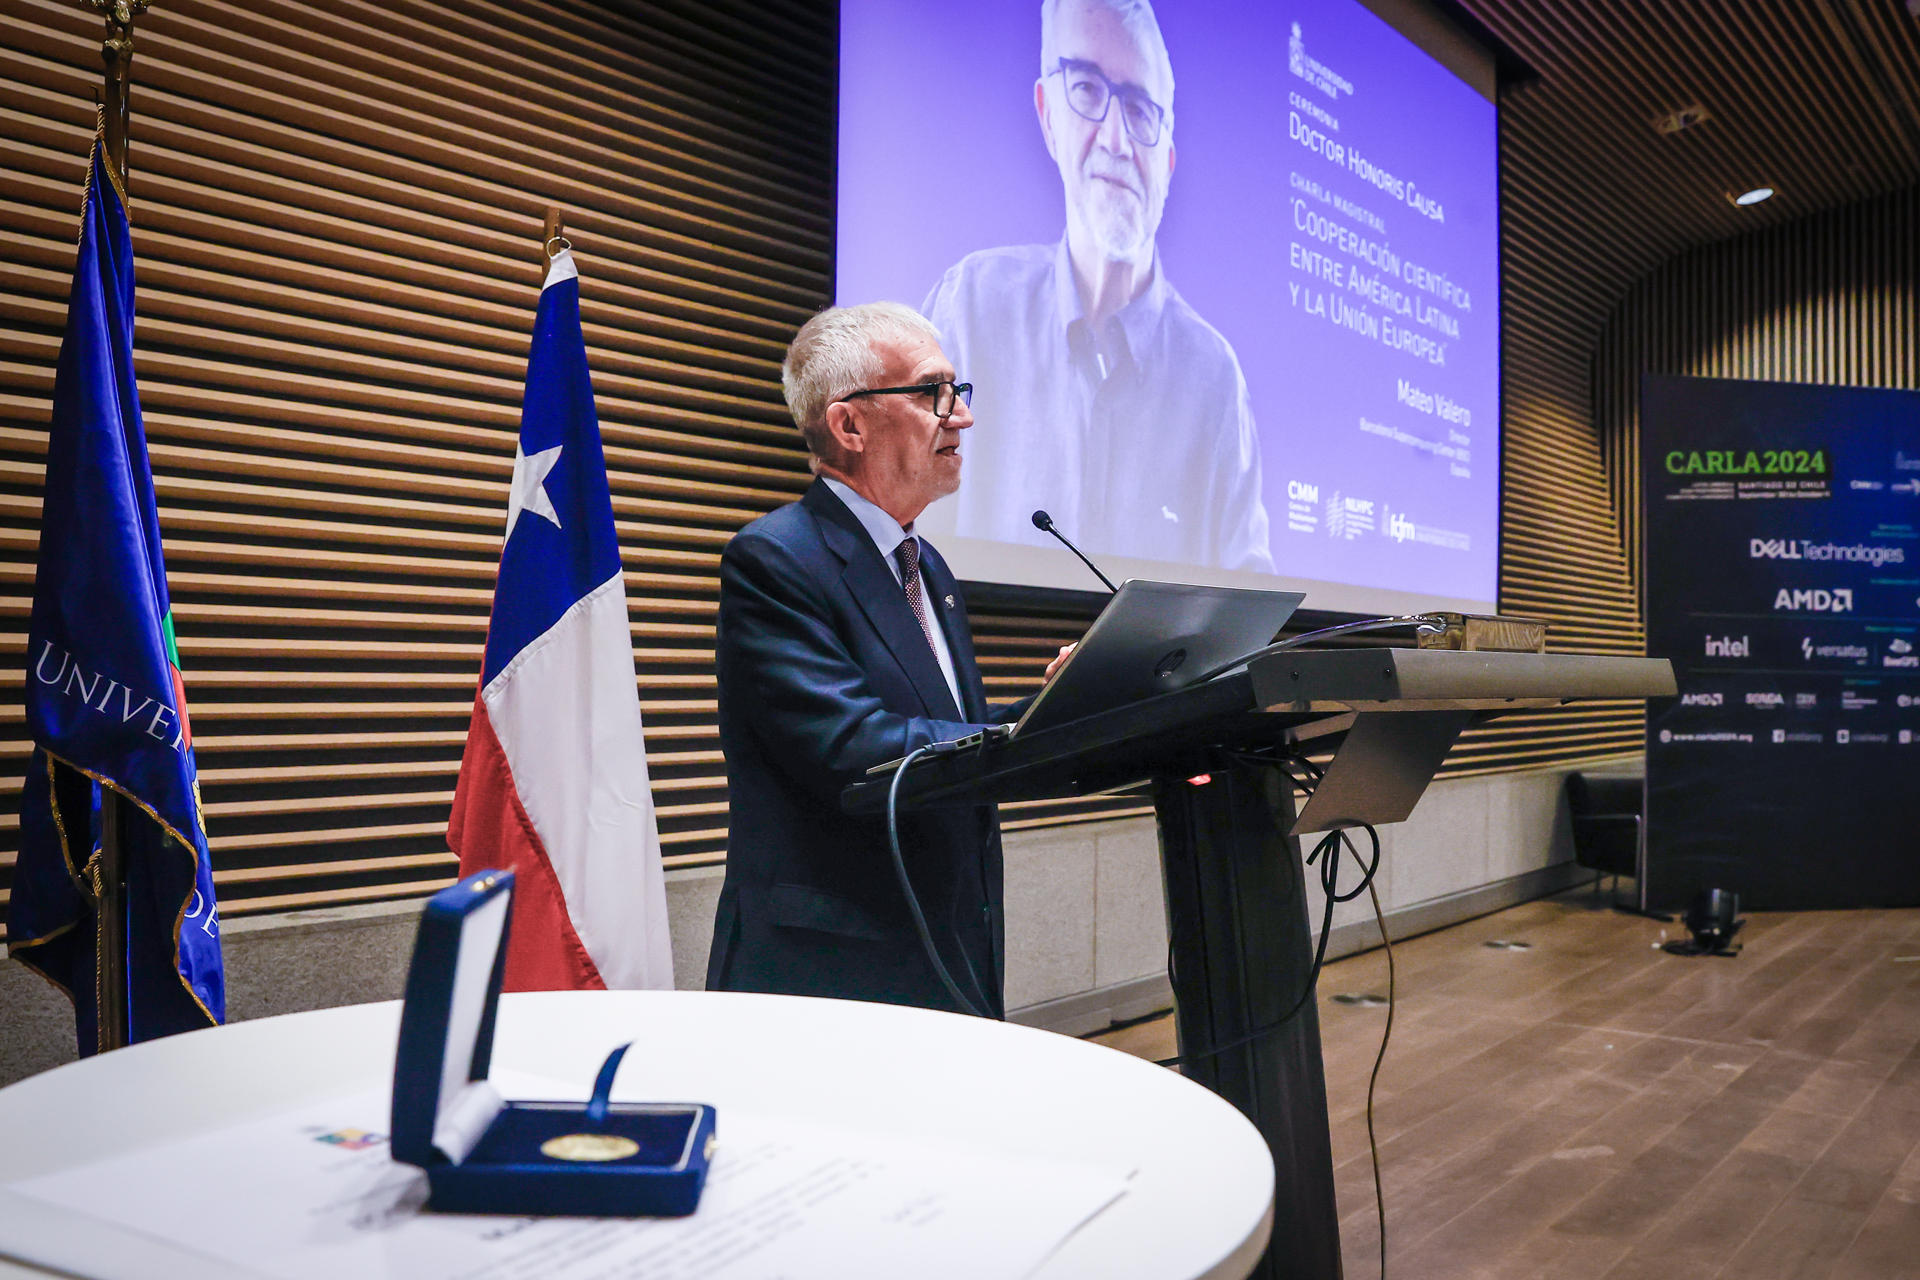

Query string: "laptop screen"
[[1013, 580, 1304, 738]]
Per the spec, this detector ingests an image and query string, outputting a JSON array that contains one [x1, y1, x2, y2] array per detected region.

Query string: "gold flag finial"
[[81, 0, 152, 189]]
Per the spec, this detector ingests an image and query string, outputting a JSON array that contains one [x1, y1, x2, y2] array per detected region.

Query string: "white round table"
[[0, 991, 1272, 1279]]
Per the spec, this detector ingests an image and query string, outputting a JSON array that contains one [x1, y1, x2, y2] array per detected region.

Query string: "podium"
[[847, 646, 1675, 1280]]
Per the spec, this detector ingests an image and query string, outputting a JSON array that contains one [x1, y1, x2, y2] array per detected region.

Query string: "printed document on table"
[[1, 1076, 1133, 1280]]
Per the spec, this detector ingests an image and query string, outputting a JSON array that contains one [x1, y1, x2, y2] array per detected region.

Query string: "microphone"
[[1031, 510, 1118, 593]]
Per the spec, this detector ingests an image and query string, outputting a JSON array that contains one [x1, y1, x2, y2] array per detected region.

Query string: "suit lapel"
[[804, 482, 963, 721], [917, 544, 986, 722]]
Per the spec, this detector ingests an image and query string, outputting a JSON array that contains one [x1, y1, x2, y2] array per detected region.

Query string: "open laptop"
[[1010, 579, 1305, 738], [866, 579, 1303, 775]]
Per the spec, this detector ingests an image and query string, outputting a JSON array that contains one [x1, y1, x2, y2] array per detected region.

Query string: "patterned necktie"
[[894, 536, 942, 658]]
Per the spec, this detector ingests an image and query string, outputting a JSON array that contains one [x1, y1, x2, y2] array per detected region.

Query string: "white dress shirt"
[[822, 476, 964, 714]]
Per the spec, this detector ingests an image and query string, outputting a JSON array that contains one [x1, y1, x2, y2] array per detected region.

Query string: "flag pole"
[[541, 206, 565, 282], [91, 0, 149, 191], [84, 0, 153, 1053]]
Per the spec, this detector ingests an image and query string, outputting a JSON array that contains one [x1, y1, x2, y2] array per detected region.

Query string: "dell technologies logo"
[[1750, 538, 1904, 567]]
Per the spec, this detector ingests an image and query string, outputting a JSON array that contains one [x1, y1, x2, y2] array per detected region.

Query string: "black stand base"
[[1155, 758, 1343, 1280]]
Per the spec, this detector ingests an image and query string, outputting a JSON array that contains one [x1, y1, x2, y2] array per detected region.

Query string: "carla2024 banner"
[[1643, 375, 1920, 910]]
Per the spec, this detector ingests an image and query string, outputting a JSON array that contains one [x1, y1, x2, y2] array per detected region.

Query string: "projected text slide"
[[837, 0, 1500, 612]]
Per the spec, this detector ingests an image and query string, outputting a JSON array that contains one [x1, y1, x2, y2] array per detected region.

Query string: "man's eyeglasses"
[[1049, 58, 1167, 148], [838, 380, 974, 420]]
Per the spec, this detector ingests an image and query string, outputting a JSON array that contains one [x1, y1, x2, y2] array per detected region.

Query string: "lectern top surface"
[[847, 649, 1674, 815], [1250, 648, 1677, 711]]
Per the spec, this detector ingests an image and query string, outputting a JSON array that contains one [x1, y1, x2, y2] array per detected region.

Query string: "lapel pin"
[[943, 594, 955, 609]]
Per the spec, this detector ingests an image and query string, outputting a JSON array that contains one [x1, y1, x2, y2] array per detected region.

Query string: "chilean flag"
[[447, 247, 673, 991]]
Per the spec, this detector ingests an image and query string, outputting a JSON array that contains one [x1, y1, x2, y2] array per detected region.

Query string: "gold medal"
[[541, 1133, 640, 1162]]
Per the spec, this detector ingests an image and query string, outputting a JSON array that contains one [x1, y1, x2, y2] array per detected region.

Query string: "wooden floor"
[[1091, 892, 1920, 1279]]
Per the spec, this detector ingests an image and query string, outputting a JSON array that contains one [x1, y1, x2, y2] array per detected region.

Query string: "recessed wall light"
[[1730, 186, 1775, 206]]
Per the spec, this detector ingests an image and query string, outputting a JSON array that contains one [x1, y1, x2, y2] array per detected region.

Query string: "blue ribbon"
[[585, 1041, 633, 1127]]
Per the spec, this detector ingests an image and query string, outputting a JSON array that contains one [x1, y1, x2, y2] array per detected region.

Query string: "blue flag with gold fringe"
[[9, 130, 224, 1053]]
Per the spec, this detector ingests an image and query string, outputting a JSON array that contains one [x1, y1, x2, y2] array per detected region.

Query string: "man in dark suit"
[[705, 302, 1066, 1016]]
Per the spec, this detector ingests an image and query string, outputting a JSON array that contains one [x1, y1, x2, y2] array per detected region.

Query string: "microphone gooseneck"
[[1030, 510, 1118, 593]]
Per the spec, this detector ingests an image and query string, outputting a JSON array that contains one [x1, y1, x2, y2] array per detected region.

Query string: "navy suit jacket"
[[705, 480, 1025, 1015]]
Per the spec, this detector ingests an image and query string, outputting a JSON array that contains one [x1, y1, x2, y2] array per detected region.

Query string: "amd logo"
[[1774, 588, 1853, 612], [1679, 692, 1723, 707], [1704, 634, 1750, 658]]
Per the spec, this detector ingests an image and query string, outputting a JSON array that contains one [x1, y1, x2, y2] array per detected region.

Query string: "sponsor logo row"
[[1700, 633, 1916, 668], [1281, 481, 1473, 550], [1679, 689, 1914, 711]]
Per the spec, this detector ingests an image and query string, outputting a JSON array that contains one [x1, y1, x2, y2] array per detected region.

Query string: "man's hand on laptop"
[[1044, 644, 1076, 682]]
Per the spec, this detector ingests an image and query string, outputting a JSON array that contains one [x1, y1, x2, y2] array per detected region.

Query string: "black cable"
[[886, 742, 993, 1019], [1224, 744, 1323, 793], [1188, 613, 1450, 686], [1149, 750, 1395, 1274], [1155, 822, 1380, 1068], [1363, 875, 1395, 1280]]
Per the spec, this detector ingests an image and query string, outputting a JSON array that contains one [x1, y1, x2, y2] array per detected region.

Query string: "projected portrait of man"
[[923, 0, 1274, 573]]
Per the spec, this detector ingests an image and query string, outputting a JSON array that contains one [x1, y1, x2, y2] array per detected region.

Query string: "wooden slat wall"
[[1596, 185, 1920, 589], [1424, 59, 1651, 775], [0, 0, 823, 921], [0, 0, 1141, 930]]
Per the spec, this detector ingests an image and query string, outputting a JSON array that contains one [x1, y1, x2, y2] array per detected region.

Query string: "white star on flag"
[[505, 442, 563, 538]]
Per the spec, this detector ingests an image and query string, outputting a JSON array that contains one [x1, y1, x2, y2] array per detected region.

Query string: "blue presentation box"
[[389, 870, 717, 1216]]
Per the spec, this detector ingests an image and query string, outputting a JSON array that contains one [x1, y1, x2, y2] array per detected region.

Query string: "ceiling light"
[[1652, 105, 1710, 135], [1730, 186, 1775, 206]]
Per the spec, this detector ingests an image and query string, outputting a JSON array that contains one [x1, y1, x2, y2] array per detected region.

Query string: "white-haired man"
[[923, 0, 1274, 574], [706, 302, 1066, 1014]]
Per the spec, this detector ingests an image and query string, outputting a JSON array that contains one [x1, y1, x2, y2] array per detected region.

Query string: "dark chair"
[[1564, 771, 1642, 901]]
